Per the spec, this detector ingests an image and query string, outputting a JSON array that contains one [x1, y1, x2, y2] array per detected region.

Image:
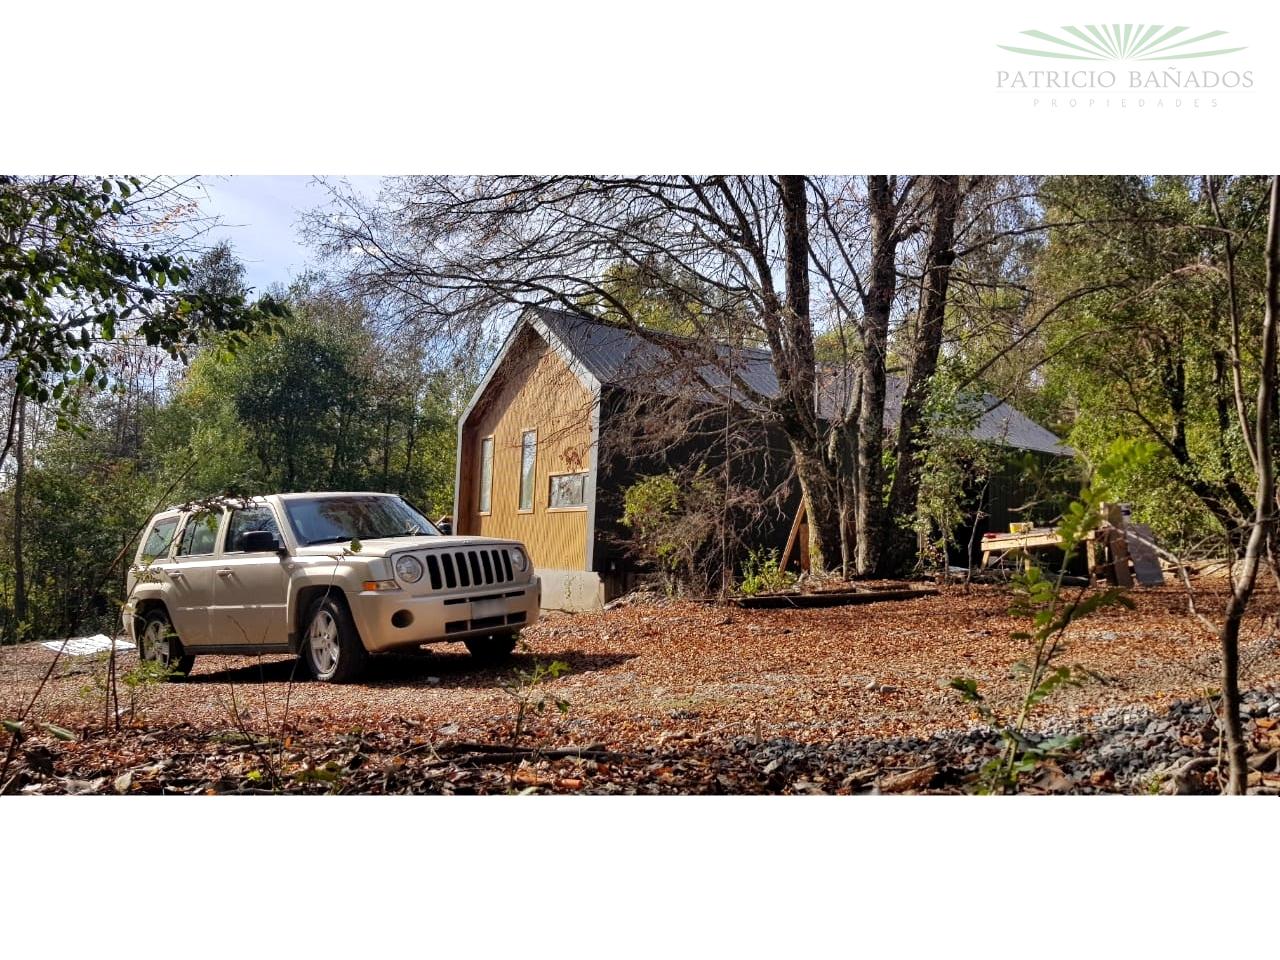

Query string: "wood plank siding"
[[457, 327, 596, 570]]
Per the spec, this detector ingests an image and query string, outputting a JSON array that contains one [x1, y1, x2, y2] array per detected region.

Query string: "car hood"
[[293, 535, 521, 559]]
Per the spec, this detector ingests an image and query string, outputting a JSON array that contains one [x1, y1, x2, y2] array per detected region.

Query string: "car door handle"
[[216, 568, 233, 577], [169, 570, 186, 579]]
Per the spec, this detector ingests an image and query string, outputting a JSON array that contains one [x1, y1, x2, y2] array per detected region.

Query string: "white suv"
[[123, 492, 541, 682]]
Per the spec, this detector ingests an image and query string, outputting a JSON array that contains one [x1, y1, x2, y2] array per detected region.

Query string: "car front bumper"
[[347, 575, 541, 653], [121, 600, 139, 644]]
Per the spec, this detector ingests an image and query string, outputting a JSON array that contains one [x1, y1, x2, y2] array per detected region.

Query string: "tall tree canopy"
[[1033, 175, 1273, 550], [0, 176, 284, 463]]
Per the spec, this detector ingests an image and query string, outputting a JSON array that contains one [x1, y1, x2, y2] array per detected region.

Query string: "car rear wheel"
[[138, 608, 196, 677], [464, 630, 518, 665], [303, 595, 367, 683]]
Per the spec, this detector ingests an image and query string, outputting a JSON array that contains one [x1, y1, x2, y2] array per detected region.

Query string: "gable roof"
[[531, 305, 780, 402], [817, 364, 1073, 457], [505, 306, 1072, 457]]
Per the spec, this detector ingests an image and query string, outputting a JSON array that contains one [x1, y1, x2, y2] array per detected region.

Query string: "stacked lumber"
[[1093, 504, 1164, 587], [980, 503, 1165, 588]]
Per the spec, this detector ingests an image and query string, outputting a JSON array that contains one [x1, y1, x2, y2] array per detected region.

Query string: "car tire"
[[138, 608, 196, 677], [464, 630, 518, 665], [303, 594, 368, 683]]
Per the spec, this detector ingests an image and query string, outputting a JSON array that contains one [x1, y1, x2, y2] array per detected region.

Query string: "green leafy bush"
[[621, 469, 720, 594], [738, 547, 797, 596]]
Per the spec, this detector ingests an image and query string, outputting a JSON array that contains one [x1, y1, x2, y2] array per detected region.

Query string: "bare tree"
[[308, 175, 974, 575], [884, 176, 964, 570], [1217, 175, 1279, 794]]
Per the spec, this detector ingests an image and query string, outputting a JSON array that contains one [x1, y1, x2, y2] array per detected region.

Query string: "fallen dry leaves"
[[2, 581, 1278, 794]]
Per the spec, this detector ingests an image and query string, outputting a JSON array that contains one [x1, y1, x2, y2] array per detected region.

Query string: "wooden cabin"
[[454, 306, 1073, 611]]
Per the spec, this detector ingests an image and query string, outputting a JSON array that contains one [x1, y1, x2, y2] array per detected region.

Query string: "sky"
[[194, 176, 384, 295]]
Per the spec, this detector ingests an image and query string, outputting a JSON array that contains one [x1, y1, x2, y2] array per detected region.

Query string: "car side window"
[[140, 517, 179, 562], [224, 506, 282, 552], [176, 511, 221, 557]]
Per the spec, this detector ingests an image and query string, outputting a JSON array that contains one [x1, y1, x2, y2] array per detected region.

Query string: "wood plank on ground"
[[731, 588, 939, 609], [1125, 523, 1165, 586]]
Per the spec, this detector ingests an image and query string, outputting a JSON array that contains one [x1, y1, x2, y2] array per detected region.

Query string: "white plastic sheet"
[[39, 634, 135, 657]]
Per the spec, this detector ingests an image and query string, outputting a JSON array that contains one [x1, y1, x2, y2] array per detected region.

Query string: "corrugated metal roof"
[[531, 306, 779, 402], [529, 306, 1072, 457], [816, 365, 1073, 457]]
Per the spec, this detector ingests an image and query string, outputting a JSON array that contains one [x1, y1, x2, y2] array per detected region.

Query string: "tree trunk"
[[1218, 175, 1280, 795], [885, 176, 962, 574], [827, 404, 860, 578], [776, 175, 843, 570], [13, 394, 28, 633], [402, 407, 417, 497], [381, 406, 392, 489], [793, 441, 843, 571], [855, 177, 903, 575]]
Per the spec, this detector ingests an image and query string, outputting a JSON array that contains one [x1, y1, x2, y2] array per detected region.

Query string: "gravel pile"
[[730, 686, 1280, 794]]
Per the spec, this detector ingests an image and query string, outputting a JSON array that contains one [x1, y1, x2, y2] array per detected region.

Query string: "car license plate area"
[[471, 598, 505, 620]]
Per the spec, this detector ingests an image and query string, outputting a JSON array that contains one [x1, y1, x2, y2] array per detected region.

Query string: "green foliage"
[[79, 651, 179, 725], [119, 658, 179, 724], [622, 469, 721, 594], [0, 177, 284, 417], [909, 365, 1006, 568], [905, 361, 1081, 573], [156, 290, 463, 513], [0, 424, 164, 642], [950, 437, 1151, 793], [2, 270, 470, 643], [738, 547, 797, 596], [502, 653, 572, 769], [1033, 175, 1271, 550]]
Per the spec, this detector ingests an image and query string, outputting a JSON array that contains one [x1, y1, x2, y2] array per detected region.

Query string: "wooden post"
[[1103, 503, 1133, 587], [779, 500, 806, 573], [1086, 533, 1103, 587]]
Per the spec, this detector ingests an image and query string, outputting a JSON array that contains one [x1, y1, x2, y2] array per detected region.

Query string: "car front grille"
[[423, 547, 515, 591]]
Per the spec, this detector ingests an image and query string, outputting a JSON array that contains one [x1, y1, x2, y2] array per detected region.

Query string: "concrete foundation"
[[537, 569, 606, 612]]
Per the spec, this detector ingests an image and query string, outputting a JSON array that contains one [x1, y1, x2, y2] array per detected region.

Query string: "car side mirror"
[[438, 522, 452, 535], [240, 530, 284, 554]]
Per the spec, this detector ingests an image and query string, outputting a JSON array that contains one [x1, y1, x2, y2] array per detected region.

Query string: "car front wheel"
[[303, 595, 368, 683], [138, 608, 196, 677]]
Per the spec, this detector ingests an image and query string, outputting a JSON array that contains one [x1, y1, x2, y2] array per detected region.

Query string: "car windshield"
[[283, 495, 440, 546]]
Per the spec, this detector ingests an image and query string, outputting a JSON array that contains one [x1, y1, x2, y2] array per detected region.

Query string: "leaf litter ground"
[[3, 582, 1278, 794]]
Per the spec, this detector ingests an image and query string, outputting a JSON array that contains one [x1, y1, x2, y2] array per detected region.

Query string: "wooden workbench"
[[980, 528, 1064, 569]]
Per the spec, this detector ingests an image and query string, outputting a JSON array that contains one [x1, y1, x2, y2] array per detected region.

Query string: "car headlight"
[[510, 547, 528, 573], [395, 555, 424, 583]]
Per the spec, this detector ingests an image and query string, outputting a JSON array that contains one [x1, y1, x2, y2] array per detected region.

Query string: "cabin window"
[[548, 471, 587, 509], [478, 436, 493, 514], [519, 430, 537, 511]]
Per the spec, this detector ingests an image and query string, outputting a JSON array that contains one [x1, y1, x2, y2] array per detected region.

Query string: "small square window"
[[549, 472, 587, 508]]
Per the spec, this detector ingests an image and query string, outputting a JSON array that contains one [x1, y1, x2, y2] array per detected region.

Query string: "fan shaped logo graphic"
[[998, 24, 1245, 61]]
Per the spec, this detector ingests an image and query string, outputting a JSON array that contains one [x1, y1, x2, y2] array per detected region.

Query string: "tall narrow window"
[[519, 430, 537, 511], [478, 436, 494, 514]]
